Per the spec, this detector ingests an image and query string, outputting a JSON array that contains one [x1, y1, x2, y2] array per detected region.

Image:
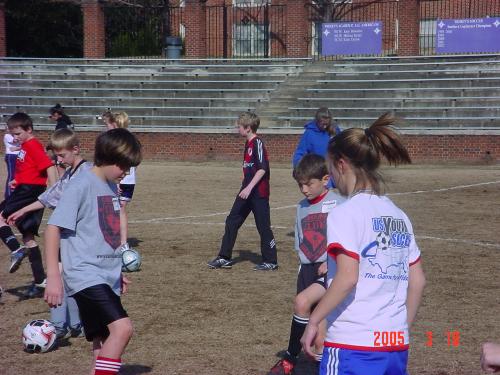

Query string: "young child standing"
[[102, 111, 136, 248], [207, 112, 278, 271], [8, 128, 91, 339], [0, 113, 57, 297], [268, 154, 344, 375], [44, 128, 142, 375], [3, 125, 20, 199], [301, 113, 426, 375]]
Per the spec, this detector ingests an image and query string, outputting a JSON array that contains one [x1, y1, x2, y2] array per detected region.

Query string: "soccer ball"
[[376, 231, 391, 251], [122, 248, 141, 272], [22, 319, 57, 353]]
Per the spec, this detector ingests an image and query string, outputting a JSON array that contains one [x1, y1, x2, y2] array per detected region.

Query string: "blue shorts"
[[119, 184, 135, 202], [320, 347, 408, 375]]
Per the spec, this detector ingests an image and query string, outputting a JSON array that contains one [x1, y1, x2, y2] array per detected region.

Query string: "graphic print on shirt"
[[17, 150, 26, 162], [97, 196, 121, 250], [299, 213, 328, 262], [361, 216, 412, 275]]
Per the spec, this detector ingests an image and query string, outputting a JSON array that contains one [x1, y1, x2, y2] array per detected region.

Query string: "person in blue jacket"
[[292, 107, 341, 168], [292, 108, 341, 188]]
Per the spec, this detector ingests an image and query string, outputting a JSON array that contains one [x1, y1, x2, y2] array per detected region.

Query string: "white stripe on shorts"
[[326, 347, 339, 375]]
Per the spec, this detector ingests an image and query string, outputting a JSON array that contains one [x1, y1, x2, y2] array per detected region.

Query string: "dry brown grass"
[[0, 161, 499, 375]]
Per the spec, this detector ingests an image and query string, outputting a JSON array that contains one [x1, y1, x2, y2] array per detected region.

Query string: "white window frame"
[[233, 0, 270, 8], [232, 22, 270, 57]]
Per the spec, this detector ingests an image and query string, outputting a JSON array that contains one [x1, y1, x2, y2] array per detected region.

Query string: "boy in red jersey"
[[0, 113, 57, 297], [208, 112, 278, 271]]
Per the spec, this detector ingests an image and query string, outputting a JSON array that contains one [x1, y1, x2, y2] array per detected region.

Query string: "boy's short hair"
[[48, 128, 80, 151], [101, 111, 115, 123], [238, 112, 260, 133], [94, 128, 142, 170], [7, 112, 33, 131], [293, 154, 328, 183]]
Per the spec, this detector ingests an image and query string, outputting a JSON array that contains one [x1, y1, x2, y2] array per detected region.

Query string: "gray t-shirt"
[[38, 161, 92, 209], [48, 168, 122, 296], [295, 190, 345, 264]]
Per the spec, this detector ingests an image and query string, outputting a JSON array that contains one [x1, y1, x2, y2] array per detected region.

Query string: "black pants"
[[218, 194, 277, 264]]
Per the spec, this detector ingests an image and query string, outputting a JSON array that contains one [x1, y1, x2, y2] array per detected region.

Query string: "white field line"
[[416, 235, 500, 249], [130, 180, 500, 224]]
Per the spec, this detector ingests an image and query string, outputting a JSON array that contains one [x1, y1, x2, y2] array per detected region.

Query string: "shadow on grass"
[[120, 364, 153, 374]]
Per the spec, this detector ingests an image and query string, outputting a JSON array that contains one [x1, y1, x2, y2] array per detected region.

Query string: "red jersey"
[[15, 138, 53, 186], [242, 136, 270, 198]]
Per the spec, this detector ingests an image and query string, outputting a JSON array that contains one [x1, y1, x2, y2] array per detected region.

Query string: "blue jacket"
[[292, 120, 341, 167]]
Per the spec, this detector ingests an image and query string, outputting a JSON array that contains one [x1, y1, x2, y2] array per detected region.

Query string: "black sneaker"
[[55, 326, 70, 341], [9, 247, 29, 273], [69, 324, 84, 338], [253, 262, 279, 271], [207, 256, 233, 269]]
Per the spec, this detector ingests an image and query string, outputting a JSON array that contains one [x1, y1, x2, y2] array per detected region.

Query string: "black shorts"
[[0, 184, 45, 236], [296, 263, 327, 294], [119, 184, 135, 202], [72, 284, 128, 342]]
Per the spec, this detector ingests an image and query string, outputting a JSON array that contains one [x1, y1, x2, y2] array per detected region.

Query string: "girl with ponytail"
[[301, 113, 426, 375]]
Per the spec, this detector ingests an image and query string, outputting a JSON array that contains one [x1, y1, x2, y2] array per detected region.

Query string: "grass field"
[[0, 161, 499, 375]]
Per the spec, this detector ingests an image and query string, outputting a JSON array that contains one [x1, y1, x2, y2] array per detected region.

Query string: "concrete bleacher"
[[0, 55, 499, 131], [262, 55, 500, 130], [0, 58, 307, 129]]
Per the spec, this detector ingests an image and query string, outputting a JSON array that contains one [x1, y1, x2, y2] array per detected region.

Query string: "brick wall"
[[0, 2, 5, 58], [184, 0, 207, 58], [82, 0, 105, 58], [34, 130, 500, 164]]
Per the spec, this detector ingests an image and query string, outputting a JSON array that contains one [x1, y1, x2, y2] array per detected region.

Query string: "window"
[[311, 22, 321, 56], [233, 23, 268, 57], [420, 19, 436, 54]]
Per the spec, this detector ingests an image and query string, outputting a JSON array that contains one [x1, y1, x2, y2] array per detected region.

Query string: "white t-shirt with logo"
[[325, 193, 421, 351]]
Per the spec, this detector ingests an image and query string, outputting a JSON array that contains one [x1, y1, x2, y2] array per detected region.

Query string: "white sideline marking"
[[417, 235, 500, 249], [130, 180, 500, 224]]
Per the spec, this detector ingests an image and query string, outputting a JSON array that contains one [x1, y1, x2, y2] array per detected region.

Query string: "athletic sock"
[[94, 356, 121, 375], [285, 314, 309, 363], [0, 226, 22, 252], [27, 246, 46, 284]]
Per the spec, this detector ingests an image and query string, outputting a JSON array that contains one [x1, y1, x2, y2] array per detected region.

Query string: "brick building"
[[1, 0, 499, 59]]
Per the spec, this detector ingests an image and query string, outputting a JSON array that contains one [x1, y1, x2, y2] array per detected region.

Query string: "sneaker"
[[253, 262, 279, 271], [9, 247, 29, 273], [69, 324, 84, 338], [207, 256, 233, 269], [268, 359, 294, 375], [55, 326, 70, 340], [23, 279, 46, 299]]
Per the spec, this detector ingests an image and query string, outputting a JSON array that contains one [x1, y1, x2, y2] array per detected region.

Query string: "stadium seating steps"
[[1, 55, 499, 132]]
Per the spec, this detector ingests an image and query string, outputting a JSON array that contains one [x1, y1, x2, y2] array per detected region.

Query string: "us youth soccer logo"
[[361, 216, 412, 276]]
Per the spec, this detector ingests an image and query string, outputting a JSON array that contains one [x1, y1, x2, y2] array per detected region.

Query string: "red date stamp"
[[426, 331, 461, 347], [373, 331, 405, 347]]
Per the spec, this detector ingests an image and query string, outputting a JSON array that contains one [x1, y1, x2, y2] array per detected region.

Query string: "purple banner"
[[321, 21, 382, 56], [436, 18, 500, 54]]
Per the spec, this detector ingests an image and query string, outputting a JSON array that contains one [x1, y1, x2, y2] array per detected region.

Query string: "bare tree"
[[307, 0, 382, 22]]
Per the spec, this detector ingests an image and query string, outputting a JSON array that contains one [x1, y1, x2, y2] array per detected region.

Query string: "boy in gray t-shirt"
[[45, 128, 142, 375], [268, 154, 344, 375]]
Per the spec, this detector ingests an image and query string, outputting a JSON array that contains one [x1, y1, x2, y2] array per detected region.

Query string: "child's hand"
[[44, 276, 63, 308], [481, 342, 500, 372], [301, 322, 319, 360], [238, 186, 252, 199], [318, 262, 327, 276], [8, 179, 16, 190], [121, 274, 131, 294], [7, 209, 25, 225]]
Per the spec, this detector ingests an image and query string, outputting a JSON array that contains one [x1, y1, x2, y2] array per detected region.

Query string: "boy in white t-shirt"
[[301, 113, 426, 375]]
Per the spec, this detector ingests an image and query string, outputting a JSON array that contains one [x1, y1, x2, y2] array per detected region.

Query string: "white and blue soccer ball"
[[22, 319, 57, 353], [376, 231, 391, 251], [122, 248, 142, 272]]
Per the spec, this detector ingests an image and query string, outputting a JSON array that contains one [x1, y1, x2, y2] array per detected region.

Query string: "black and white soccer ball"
[[122, 248, 142, 272], [22, 319, 57, 353], [376, 231, 391, 251]]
